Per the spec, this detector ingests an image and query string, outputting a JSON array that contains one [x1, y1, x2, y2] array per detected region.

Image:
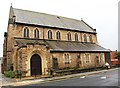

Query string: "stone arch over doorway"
[[30, 54, 42, 76]]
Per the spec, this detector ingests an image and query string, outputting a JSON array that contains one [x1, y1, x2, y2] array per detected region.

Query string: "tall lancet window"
[[23, 27, 29, 37], [34, 28, 39, 38], [56, 31, 61, 40], [84, 34, 87, 42], [48, 30, 52, 39], [75, 33, 78, 41], [89, 35, 93, 43], [67, 32, 71, 41]]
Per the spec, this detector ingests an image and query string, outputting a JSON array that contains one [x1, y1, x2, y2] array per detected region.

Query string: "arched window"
[[64, 53, 70, 64], [48, 30, 52, 39], [34, 28, 39, 38], [67, 32, 71, 41], [23, 27, 29, 37], [75, 33, 78, 41], [84, 34, 87, 42], [89, 35, 93, 43], [56, 31, 61, 40], [85, 54, 90, 63]]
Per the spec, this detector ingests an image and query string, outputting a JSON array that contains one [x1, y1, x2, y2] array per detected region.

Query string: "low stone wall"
[[54, 66, 105, 76]]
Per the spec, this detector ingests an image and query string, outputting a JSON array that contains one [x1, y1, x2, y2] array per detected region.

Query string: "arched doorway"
[[30, 54, 42, 76]]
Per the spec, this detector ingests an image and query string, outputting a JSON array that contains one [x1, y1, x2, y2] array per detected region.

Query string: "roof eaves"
[[15, 21, 97, 34], [50, 50, 110, 53]]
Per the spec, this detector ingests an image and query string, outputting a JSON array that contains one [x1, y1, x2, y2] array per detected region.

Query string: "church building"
[[3, 6, 110, 76]]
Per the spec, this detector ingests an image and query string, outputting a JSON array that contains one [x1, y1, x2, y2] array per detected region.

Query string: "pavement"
[[1, 68, 119, 87]]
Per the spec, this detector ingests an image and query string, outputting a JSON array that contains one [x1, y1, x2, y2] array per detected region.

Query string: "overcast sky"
[[0, 0, 118, 57]]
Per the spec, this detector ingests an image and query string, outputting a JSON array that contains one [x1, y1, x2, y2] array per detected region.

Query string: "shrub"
[[4, 71, 16, 78]]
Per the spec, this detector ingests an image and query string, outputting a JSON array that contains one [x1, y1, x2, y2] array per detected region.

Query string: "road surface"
[[13, 68, 120, 87]]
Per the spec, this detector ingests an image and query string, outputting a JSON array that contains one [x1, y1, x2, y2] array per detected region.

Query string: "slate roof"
[[45, 40, 109, 52], [14, 38, 109, 52], [10, 6, 96, 33], [15, 38, 45, 47]]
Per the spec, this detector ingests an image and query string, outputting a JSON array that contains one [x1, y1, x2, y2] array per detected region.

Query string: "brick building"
[[2, 6, 110, 76], [110, 51, 120, 66]]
